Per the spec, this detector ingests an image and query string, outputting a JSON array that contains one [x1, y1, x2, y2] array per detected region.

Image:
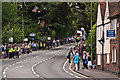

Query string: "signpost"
[[48, 37, 51, 40], [30, 33, 36, 41], [24, 38, 28, 42], [107, 30, 115, 38]]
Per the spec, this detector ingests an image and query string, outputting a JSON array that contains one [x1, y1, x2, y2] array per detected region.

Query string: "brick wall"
[[96, 26, 120, 74], [108, 27, 120, 73]]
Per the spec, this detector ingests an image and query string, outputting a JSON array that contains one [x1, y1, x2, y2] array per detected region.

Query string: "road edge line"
[[69, 62, 89, 78]]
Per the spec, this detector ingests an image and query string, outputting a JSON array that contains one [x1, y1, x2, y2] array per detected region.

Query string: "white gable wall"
[[96, 3, 103, 55], [104, 1, 110, 54]]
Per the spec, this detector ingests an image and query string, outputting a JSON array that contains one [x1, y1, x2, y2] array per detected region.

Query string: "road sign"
[[48, 37, 51, 40], [9, 37, 13, 42], [30, 33, 36, 37], [32, 38, 34, 40], [24, 38, 28, 41], [77, 30, 82, 36], [107, 30, 115, 38]]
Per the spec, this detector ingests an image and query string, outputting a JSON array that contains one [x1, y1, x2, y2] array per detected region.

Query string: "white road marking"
[[3, 45, 72, 78], [20, 66, 23, 68], [32, 64, 40, 78], [75, 76, 81, 78], [69, 73, 73, 76], [63, 59, 81, 78], [3, 75, 6, 78], [3, 72, 5, 75], [63, 59, 74, 77], [2, 53, 46, 78], [31, 56, 56, 79]]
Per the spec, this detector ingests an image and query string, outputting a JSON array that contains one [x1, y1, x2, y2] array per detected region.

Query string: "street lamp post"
[[0, 2, 2, 59], [22, 13, 24, 43], [90, 1, 93, 62], [20, 3, 24, 43]]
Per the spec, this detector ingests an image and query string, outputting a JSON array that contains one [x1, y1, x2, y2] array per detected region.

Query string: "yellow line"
[[69, 62, 89, 78]]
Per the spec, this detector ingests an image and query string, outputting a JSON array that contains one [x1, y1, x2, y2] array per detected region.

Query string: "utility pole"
[[90, 2, 93, 62], [22, 13, 24, 43], [0, 1, 2, 59], [101, 21, 105, 71], [20, 3, 24, 43]]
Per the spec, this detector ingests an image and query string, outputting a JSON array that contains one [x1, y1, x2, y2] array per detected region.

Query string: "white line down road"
[[2, 44, 82, 79]]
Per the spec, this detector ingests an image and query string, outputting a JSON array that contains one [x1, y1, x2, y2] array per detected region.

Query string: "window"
[[106, 54, 110, 64], [105, 24, 110, 40], [97, 27, 101, 40], [112, 47, 117, 63], [97, 55, 101, 65], [111, 19, 117, 34], [117, 23, 119, 27]]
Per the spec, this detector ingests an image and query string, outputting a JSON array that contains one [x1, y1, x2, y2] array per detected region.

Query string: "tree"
[[69, 2, 98, 34], [2, 2, 98, 43], [2, 2, 24, 43], [2, 2, 18, 28], [86, 24, 96, 60]]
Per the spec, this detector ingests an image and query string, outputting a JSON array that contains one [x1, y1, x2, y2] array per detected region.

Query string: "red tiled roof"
[[99, 2, 120, 19], [109, 2, 120, 17]]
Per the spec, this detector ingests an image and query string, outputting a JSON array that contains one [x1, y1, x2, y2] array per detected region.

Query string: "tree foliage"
[[2, 2, 97, 43], [86, 24, 96, 60]]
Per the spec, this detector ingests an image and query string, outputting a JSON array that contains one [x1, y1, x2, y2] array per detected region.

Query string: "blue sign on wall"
[[107, 30, 115, 37]]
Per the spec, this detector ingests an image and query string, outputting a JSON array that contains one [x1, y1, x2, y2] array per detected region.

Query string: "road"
[[1, 43, 84, 80]]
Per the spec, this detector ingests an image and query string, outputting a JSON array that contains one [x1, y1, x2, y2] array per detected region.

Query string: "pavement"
[[70, 61, 120, 80]]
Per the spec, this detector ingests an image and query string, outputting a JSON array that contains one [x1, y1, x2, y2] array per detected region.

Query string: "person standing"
[[72, 49, 76, 64], [53, 38, 56, 48], [27, 43, 30, 54], [87, 52, 92, 69], [43, 42, 46, 50], [11, 46, 14, 59], [29, 41, 32, 50], [84, 57, 88, 69], [47, 41, 50, 50], [32, 42, 34, 51], [56, 40, 58, 47], [50, 41, 53, 48], [22, 44, 25, 54], [67, 49, 72, 63], [76, 42, 78, 47], [16, 46, 19, 58], [12, 47, 15, 59], [38, 41, 40, 50], [8, 46, 12, 59], [34, 42, 36, 51], [74, 53, 79, 71], [82, 51, 88, 69], [6, 44, 9, 58], [40, 42, 42, 50]]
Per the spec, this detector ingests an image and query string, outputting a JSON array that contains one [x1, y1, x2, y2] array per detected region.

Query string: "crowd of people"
[[1, 36, 96, 70], [1, 37, 77, 59], [67, 39, 96, 71]]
